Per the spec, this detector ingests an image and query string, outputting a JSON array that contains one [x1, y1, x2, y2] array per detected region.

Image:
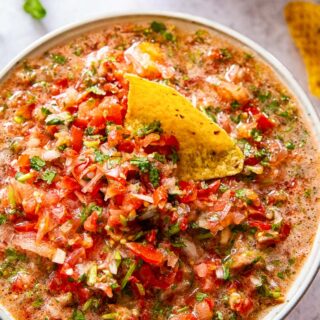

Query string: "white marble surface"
[[0, 0, 319, 319]]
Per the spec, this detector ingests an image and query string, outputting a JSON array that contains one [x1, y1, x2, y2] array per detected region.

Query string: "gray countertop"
[[0, 0, 319, 319]]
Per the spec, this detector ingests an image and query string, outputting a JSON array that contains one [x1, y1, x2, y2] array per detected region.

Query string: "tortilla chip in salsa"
[[125, 74, 244, 180]]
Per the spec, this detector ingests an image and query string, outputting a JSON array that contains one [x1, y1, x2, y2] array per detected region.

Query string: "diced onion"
[[131, 193, 154, 203], [52, 248, 66, 264], [42, 150, 61, 161]]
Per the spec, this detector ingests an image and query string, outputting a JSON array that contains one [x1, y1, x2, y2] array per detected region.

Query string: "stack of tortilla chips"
[[285, 1, 320, 98]]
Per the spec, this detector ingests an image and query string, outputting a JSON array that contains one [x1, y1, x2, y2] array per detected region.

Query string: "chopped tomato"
[[257, 113, 275, 131], [117, 140, 135, 153], [106, 104, 124, 125], [179, 181, 197, 203], [197, 180, 220, 200], [14, 221, 36, 232], [70, 125, 83, 152], [17, 154, 30, 170], [153, 185, 168, 209], [233, 297, 254, 316], [248, 220, 271, 231], [84, 211, 98, 233], [126, 242, 164, 266]]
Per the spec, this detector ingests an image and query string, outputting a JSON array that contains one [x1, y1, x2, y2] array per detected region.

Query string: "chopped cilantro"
[[220, 48, 232, 60], [150, 21, 167, 33], [41, 169, 56, 184], [171, 238, 186, 248], [244, 53, 253, 60], [277, 272, 285, 280], [0, 214, 7, 225], [215, 311, 224, 320], [94, 150, 109, 163], [153, 152, 165, 163], [130, 157, 150, 173], [230, 114, 241, 124], [121, 261, 136, 289], [149, 166, 160, 187], [51, 53, 67, 65], [257, 91, 271, 103], [235, 189, 246, 199], [5, 248, 27, 262], [250, 128, 262, 142], [137, 120, 163, 137], [32, 297, 44, 308], [45, 118, 65, 125], [84, 127, 95, 136], [195, 292, 208, 302], [87, 85, 106, 96], [163, 32, 175, 41], [169, 149, 179, 164], [58, 144, 67, 151], [222, 264, 230, 280], [281, 94, 290, 102], [23, 0, 46, 20], [41, 107, 52, 116], [219, 183, 229, 193], [168, 223, 180, 236], [230, 100, 240, 110], [71, 309, 86, 320], [73, 47, 83, 57], [285, 141, 295, 150], [30, 156, 45, 171]]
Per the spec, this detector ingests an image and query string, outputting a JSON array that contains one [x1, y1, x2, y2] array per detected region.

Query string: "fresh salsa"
[[0, 20, 319, 320]]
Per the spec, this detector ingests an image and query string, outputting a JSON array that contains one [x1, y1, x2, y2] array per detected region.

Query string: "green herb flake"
[[195, 292, 208, 302], [45, 118, 65, 126], [250, 128, 263, 142], [168, 223, 180, 236], [257, 91, 271, 103], [220, 48, 233, 60], [41, 169, 56, 184], [137, 120, 163, 137], [0, 214, 7, 225], [73, 47, 83, 57], [32, 297, 44, 308], [84, 127, 95, 136], [23, 0, 46, 20], [150, 21, 167, 33], [30, 156, 46, 171], [230, 100, 240, 110], [235, 189, 246, 199], [71, 309, 86, 320], [51, 53, 67, 65], [87, 85, 106, 96], [121, 261, 136, 290], [41, 107, 52, 116], [169, 149, 179, 164], [153, 152, 165, 163], [285, 141, 295, 150], [215, 311, 224, 320], [94, 150, 109, 163], [149, 165, 160, 187], [130, 157, 150, 173], [222, 264, 230, 280], [102, 313, 118, 320]]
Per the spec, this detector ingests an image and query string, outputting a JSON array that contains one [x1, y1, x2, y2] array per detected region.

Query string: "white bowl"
[[1, 11, 320, 320]]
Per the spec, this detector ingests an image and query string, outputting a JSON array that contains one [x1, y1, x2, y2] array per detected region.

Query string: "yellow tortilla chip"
[[285, 2, 320, 98], [125, 74, 244, 180]]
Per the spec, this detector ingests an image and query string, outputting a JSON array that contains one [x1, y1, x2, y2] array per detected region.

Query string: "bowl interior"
[[1, 12, 320, 320]]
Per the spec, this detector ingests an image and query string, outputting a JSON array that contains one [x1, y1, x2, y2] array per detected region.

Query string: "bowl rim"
[[1, 10, 320, 320]]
